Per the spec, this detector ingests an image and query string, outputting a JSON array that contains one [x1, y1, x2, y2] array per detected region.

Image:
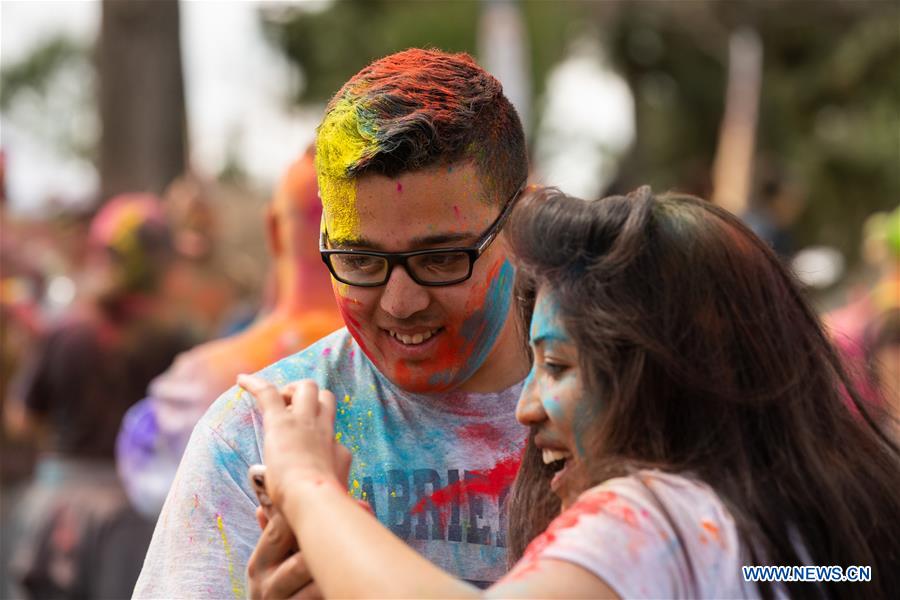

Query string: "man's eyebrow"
[[327, 235, 380, 250], [408, 232, 478, 248]]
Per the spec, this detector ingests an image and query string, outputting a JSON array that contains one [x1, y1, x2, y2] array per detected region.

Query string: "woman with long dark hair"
[[240, 186, 900, 598]]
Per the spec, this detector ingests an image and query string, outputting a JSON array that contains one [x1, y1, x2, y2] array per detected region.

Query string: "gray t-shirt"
[[134, 328, 526, 598]]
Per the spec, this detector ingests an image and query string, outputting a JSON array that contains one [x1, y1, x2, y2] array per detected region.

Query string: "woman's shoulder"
[[528, 470, 756, 598]]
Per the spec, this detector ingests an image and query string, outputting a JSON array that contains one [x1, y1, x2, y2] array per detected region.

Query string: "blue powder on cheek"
[[427, 260, 515, 388], [572, 398, 602, 458], [542, 396, 564, 420]]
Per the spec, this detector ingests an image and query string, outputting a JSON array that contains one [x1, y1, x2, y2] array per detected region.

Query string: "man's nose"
[[379, 265, 431, 319], [515, 367, 547, 426]]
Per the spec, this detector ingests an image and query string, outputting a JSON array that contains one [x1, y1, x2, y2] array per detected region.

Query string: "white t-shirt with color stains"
[[507, 471, 764, 598], [133, 328, 526, 599]]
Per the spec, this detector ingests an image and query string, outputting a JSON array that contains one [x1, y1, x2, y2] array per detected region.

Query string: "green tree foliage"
[[608, 0, 900, 263], [261, 0, 898, 266], [0, 36, 87, 109], [0, 36, 96, 160], [259, 0, 581, 117]]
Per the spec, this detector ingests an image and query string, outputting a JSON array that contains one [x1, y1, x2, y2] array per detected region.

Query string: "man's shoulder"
[[199, 327, 363, 433], [256, 326, 362, 385]]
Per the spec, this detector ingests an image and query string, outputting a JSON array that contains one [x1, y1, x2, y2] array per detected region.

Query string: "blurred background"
[[1, 0, 898, 597]]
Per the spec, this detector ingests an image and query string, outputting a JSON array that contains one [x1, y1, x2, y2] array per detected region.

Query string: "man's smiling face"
[[323, 162, 519, 394]]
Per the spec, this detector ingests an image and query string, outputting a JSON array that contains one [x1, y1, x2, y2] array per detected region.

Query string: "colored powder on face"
[[530, 292, 568, 345], [572, 399, 599, 458], [543, 396, 564, 420], [396, 181, 403, 193], [412, 258, 514, 391], [530, 290, 600, 458], [216, 513, 246, 599], [522, 365, 535, 390]]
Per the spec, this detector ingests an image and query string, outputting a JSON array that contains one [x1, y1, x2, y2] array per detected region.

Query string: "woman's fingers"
[[318, 389, 336, 429], [255, 505, 269, 531], [238, 375, 286, 415], [334, 443, 352, 486], [290, 380, 320, 420], [280, 382, 299, 407], [265, 551, 314, 599], [248, 512, 297, 580]]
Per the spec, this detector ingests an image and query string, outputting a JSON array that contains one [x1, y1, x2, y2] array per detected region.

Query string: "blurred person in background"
[[5, 194, 192, 599], [741, 162, 807, 259], [0, 147, 45, 600], [159, 173, 249, 340], [826, 205, 900, 411], [116, 149, 342, 518], [865, 309, 900, 441]]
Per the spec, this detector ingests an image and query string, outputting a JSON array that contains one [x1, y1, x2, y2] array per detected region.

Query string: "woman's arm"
[[287, 482, 617, 600], [238, 375, 477, 598], [238, 375, 617, 599], [286, 477, 478, 598]]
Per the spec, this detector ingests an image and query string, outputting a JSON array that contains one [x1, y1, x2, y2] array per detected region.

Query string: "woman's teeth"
[[388, 328, 441, 345], [541, 448, 571, 465]]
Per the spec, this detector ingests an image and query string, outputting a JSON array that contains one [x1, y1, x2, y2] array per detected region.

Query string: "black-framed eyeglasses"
[[320, 183, 525, 287]]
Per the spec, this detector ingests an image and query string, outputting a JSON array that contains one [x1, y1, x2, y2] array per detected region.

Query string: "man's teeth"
[[542, 448, 572, 465], [389, 328, 441, 345]]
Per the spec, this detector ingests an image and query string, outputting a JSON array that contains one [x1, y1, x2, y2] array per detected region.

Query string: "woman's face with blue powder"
[[516, 286, 599, 505]]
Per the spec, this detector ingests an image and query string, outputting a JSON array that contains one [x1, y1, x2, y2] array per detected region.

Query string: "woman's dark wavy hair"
[[505, 186, 900, 599]]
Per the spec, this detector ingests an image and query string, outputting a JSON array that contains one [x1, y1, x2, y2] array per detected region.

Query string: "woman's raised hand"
[[237, 375, 350, 511]]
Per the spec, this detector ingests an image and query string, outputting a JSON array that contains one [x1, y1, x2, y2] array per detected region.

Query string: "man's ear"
[[265, 206, 282, 258]]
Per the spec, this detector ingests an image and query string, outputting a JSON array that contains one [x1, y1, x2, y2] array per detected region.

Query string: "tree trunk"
[[98, 0, 186, 200]]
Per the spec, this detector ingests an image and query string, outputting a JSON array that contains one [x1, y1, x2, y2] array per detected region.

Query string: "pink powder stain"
[[455, 422, 502, 447], [452, 205, 461, 221], [506, 531, 557, 580], [322, 347, 332, 357], [396, 182, 403, 193], [619, 506, 639, 528], [410, 454, 520, 527], [508, 490, 620, 581]]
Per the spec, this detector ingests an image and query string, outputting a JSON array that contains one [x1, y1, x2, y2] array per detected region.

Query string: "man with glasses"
[[135, 48, 531, 598]]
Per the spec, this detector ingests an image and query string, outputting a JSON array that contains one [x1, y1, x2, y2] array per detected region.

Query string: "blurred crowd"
[[0, 149, 342, 598]]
